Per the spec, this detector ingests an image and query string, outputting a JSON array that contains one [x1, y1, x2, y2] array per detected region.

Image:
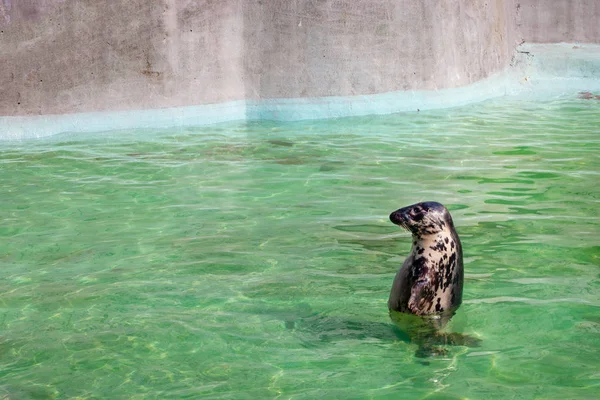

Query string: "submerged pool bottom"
[[1, 96, 599, 398]]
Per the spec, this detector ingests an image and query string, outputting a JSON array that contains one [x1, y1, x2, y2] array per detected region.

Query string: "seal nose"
[[389, 210, 403, 225]]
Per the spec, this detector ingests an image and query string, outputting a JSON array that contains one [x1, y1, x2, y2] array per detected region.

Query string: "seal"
[[387, 201, 463, 322]]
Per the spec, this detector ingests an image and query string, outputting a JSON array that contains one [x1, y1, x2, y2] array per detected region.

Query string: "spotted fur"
[[388, 201, 464, 317]]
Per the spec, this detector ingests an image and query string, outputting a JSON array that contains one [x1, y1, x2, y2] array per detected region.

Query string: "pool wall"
[[517, 0, 600, 44], [1, 1, 600, 139]]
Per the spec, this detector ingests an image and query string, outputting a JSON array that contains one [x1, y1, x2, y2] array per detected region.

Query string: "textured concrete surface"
[[243, 0, 515, 98], [0, 0, 598, 120], [1, 0, 246, 115], [516, 0, 600, 44], [1, 0, 514, 116]]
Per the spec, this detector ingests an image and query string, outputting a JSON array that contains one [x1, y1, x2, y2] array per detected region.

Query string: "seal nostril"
[[390, 210, 407, 225]]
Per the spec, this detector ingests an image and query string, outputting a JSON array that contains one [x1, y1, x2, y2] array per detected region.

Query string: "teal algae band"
[[2, 44, 600, 140]]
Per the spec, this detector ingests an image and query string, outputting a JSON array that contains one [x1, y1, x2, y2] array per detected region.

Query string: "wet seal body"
[[388, 201, 463, 325]]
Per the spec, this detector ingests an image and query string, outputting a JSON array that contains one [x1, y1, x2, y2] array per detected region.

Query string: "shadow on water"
[[291, 313, 411, 344], [246, 302, 481, 361]]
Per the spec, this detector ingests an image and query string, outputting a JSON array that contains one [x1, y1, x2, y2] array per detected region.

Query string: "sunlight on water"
[[1, 95, 599, 399]]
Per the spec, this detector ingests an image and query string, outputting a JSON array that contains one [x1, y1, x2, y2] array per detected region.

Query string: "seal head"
[[388, 201, 463, 321]]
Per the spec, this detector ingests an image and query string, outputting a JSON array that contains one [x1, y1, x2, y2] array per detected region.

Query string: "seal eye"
[[409, 207, 425, 222]]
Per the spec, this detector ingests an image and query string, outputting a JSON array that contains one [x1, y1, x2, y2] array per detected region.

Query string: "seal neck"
[[412, 231, 448, 242]]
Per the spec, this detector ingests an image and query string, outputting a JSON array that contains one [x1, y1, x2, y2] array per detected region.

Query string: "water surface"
[[1, 96, 599, 399]]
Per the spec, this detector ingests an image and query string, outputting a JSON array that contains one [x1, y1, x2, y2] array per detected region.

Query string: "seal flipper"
[[414, 332, 482, 359], [408, 280, 434, 315], [431, 332, 482, 347]]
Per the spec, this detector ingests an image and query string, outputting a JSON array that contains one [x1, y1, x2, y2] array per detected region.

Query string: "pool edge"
[[2, 43, 600, 141]]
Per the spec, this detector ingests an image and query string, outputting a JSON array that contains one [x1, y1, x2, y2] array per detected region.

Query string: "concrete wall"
[[0, 0, 598, 118], [0, 0, 246, 116], [243, 0, 515, 98], [517, 0, 600, 44], [1, 0, 516, 117]]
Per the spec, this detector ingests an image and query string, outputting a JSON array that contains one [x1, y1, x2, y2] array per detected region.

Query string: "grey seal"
[[388, 201, 463, 326]]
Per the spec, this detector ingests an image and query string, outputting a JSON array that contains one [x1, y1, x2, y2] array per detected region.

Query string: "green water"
[[1, 97, 599, 399]]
